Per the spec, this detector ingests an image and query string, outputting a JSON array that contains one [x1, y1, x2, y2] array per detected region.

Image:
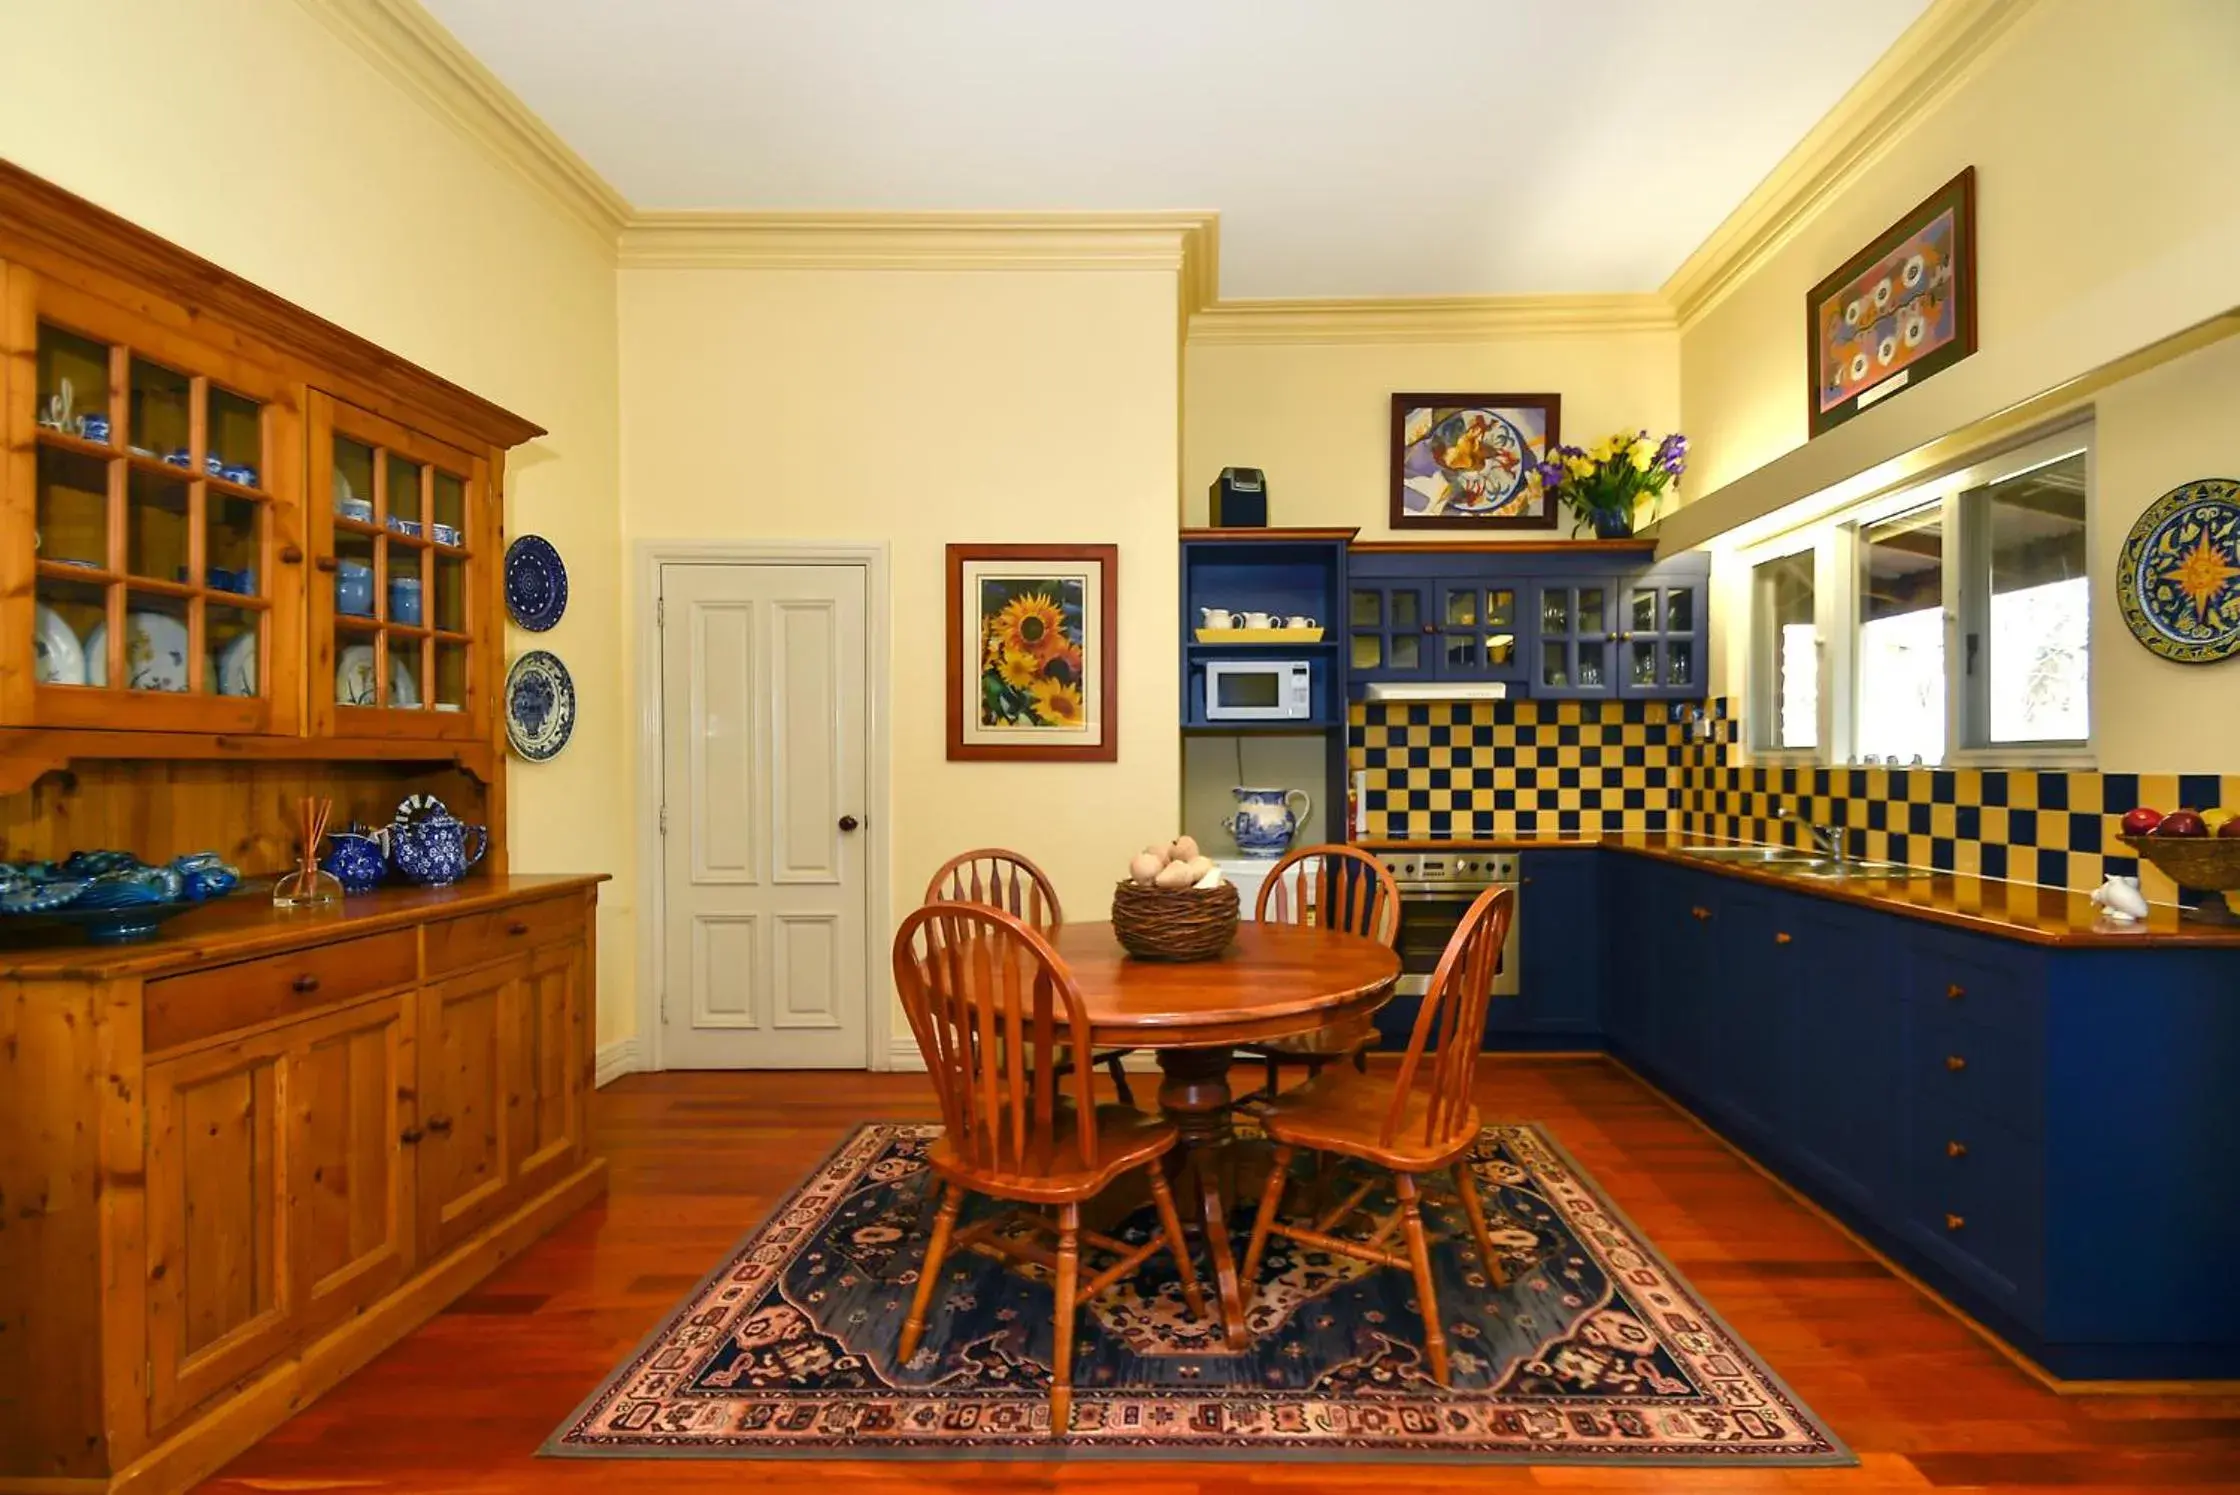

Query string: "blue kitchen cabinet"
[[1526, 553, 1709, 703], [1616, 560, 1707, 699], [1181, 531, 1348, 729], [1497, 850, 1601, 1043], [1432, 576, 1528, 683], [1777, 895, 1904, 1221], [1525, 577, 1619, 700], [1344, 576, 1436, 686]]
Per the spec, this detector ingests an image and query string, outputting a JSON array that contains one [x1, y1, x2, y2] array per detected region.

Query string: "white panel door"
[[659, 562, 870, 1068]]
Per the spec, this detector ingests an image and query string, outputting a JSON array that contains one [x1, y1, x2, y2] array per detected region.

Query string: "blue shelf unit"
[[1179, 530, 1351, 732]]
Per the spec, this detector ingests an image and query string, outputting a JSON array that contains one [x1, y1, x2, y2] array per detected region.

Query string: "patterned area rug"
[[547, 1122, 1849, 1465]]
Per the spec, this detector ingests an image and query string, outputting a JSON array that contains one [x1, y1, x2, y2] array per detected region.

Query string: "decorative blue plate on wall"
[[505, 650, 575, 762], [2118, 478, 2240, 664], [504, 534, 568, 632]]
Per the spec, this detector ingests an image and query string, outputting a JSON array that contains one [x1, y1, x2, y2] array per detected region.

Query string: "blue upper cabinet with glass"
[[1348, 544, 1708, 702]]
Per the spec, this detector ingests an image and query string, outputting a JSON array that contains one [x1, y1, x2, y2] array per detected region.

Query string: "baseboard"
[[108, 1159, 608, 1495], [595, 1037, 642, 1087]]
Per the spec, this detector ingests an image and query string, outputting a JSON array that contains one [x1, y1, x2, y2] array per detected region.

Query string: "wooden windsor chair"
[[1235, 844, 1401, 1103], [893, 901, 1205, 1431], [1238, 881, 1516, 1385], [925, 847, 1138, 1106]]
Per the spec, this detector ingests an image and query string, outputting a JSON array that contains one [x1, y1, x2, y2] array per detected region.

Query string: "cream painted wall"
[[0, 0, 630, 1039], [1679, 0, 2240, 500], [1183, 333, 1681, 537], [1683, 0, 2240, 777], [618, 267, 1181, 1049]]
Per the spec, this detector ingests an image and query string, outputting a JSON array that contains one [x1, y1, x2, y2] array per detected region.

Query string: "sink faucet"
[[1780, 806, 1848, 866]]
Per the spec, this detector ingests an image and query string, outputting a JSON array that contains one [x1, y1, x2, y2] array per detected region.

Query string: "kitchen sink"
[[1790, 860, 1939, 880], [1672, 845, 1938, 880]]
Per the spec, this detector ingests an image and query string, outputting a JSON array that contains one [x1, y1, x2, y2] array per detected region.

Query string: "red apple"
[[2156, 809, 2208, 838], [2220, 818, 2240, 840], [2121, 807, 2165, 836]]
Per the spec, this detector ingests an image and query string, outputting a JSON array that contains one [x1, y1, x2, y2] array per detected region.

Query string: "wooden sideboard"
[[0, 875, 607, 1494]]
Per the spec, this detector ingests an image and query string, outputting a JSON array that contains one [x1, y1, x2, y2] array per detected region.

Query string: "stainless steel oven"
[[1377, 851, 1521, 1001]]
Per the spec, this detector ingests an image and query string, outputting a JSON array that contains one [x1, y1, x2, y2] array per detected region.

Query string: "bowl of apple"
[[2119, 806, 2240, 924]]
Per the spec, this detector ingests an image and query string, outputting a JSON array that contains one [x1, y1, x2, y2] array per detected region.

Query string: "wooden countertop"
[[0, 873, 606, 980], [1359, 834, 2240, 949]]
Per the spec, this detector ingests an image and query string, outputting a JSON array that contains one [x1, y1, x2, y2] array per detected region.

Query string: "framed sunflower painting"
[[946, 543, 1118, 762]]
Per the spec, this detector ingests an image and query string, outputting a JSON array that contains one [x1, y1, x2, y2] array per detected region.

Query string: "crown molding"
[[1660, 0, 2041, 330], [1188, 293, 1675, 346], [616, 210, 1218, 274], [295, 0, 630, 246]]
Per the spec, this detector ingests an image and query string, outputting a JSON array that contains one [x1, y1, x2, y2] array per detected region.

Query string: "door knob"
[[838, 815, 861, 832]]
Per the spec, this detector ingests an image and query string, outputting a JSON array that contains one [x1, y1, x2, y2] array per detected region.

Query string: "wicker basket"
[[2120, 835, 2240, 923], [1111, 878, 1240, 961]]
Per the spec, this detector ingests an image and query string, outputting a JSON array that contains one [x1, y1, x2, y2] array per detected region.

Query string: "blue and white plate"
[[2118, 478, 2240, 665], [504, 534, 568, 632], [505, 650, 574, 762]]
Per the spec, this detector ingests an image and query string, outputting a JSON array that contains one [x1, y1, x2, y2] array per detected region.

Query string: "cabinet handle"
[[292, 973, 321, 994], [1946, 1140, 1968, 1158], [1690, 906, 1711, 921], [1945, 1054, 1968, 1072], [1945, 1213, 1965, 1232], [1773, 931, 1792, 945], [426, 1116, 453, 1135], [1946, 983, 1966, 1001], [507, 920, 531, 936], [399, 1126, 424, 1145], [279, 543, 305, 565], [314, 554, 339, 574]]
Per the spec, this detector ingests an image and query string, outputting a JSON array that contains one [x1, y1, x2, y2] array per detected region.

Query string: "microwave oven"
[[1204, 659, 1313, 721]]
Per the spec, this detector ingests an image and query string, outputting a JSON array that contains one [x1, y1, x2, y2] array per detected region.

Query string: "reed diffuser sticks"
[[272, 796, 344, 908]]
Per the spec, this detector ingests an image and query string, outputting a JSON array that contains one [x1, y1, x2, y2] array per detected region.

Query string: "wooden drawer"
[[145, 930, 418, 1053], [425, 895, 581, 975]]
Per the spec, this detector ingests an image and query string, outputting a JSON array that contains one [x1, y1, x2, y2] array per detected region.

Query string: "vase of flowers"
[[1530, 430, 1689, 538]]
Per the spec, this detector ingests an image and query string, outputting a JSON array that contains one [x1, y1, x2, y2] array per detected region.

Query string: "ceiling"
[[421, 0, 1932, 299]]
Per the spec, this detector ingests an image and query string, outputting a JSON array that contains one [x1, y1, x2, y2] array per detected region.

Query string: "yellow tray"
[[1193, 627, 1325, 644]]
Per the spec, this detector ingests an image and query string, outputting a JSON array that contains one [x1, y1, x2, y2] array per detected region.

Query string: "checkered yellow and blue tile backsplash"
[[1350, 698, 2239, 903]]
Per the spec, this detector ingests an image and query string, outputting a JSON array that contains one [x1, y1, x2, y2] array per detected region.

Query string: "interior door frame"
[[632, 540, 894, 1073]]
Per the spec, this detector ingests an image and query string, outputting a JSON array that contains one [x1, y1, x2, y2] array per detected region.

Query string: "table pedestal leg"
[[1156, 1047, 1249, 1350]]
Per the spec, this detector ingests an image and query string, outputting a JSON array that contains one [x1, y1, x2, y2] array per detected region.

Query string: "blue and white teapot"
[[386, 795, 489, 887], [1225, 785, 1313, 860]]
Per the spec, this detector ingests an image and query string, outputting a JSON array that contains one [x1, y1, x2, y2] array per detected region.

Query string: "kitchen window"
[[1744, 426, 2092, 765]]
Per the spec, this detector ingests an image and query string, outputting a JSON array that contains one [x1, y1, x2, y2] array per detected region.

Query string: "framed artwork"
[[946, 543, 1118, 762], [1390, 393, 1561, 530], [1808, 166, 1977, 437]]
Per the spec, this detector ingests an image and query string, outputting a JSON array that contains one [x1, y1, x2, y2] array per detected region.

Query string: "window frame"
[[1742, 423, 2095, 770]]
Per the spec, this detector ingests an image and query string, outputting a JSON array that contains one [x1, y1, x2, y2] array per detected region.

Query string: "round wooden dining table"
[[1047, 919, 1401, 1349]]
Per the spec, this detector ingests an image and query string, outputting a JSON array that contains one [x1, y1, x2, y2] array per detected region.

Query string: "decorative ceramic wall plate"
[[504, 534, 568, 632], [2118, 478, 2240, 664], [505, 650, 575, 761], [86, 611, 190, 691]]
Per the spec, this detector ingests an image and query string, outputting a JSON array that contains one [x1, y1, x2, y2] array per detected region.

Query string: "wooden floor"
[[199, 1058, 2240, 1493]]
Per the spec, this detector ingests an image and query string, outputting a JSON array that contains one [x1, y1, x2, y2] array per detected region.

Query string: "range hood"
[[1363, 682, 1509, 704]]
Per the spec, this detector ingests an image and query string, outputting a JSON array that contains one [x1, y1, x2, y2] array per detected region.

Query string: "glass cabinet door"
[[11, 278, 299, 734], [1434, 579, 1521, 679], [307, 393, 486, 742], [1347, 581, 1435, 682], [1617, 579, 1704, 698], [1533, 583, 1615, 698]]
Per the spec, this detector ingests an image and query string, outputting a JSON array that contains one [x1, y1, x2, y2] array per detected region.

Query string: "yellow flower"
[[990, 590, 1069, 663], [1029, 676, 1084, 727], [1566, 454, 1594, 479], [994, 647, 1043, 690], [1587, 437, 1613, 464], [1630, 440, 1654, 472]]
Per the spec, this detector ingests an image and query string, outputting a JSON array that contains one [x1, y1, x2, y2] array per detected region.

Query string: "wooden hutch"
[[0, 166, 605, 1493]]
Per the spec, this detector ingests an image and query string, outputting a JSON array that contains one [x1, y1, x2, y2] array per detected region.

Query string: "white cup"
[[1283, 614, 1318, 629], [1239, 610, 1274, 628]]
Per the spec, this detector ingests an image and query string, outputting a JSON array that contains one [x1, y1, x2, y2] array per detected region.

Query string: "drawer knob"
[[1690, 906, 1711, 921], [1947, 983, 1965, 1001], [292, 973, 321, 995], [1945, 1213, 1965, 1232], [279, 543, 305, 565], [1946, 1140, 1968, 1158], [1773, 931, 1793, 945], [1945, 1054, 1968, 1072], [399, 1126, 424, 1145], [507, 920, 531, 936], [425, 1115, 453, 1135]]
